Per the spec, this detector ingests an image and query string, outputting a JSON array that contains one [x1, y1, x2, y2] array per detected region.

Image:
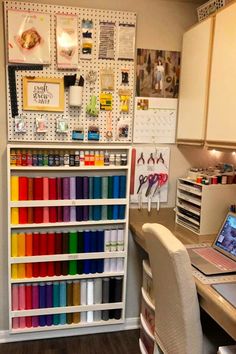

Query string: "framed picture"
[[23, 77, 64, 112]]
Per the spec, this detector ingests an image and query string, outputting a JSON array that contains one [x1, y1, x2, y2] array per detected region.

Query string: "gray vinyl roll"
[[80, 280, 87, 305], [102, 278, 110, 321], [94, 278, 102, 321]]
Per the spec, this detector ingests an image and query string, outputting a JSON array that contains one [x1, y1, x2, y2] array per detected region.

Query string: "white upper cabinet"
[[177, 17, 214, 144], [206, 3, 236, 146]]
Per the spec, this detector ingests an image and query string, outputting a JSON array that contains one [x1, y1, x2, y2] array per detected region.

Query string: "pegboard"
[[4, 1, 136, 143]]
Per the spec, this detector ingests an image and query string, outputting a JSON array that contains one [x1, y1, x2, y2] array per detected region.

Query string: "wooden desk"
[[129, 208, 236, 341]]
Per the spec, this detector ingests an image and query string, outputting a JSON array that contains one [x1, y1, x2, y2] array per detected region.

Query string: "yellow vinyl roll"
[[17, 263, 25, 278], [11, 208, 19, 224], [11, 264, 18, 279], [11, 176, 19, 201], [72, 281, 81, 323], [11, 233, 18, 257], [18, 233, 25, 257]]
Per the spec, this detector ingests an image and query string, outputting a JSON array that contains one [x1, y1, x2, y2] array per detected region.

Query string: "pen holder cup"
[[69, 86, 83, 107]]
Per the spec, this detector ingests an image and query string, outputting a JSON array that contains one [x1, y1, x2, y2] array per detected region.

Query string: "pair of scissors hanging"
[[153, 173, 168, 211], [137, 174, 148, 210], [145, 174, 159, 213]]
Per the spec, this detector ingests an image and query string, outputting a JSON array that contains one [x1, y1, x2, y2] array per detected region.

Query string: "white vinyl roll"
[[80, 280, 87, 305], [80, 312, 87, 322], [116, 258, 124, 271], [110, 258, 117, 272], [87, 280, 94, 305], [117, 229, 124, 251], [104, 230, 111, 252], [87, 311, 94, 322], [104, 258, 111, 272], [110, 229, 118, 251]]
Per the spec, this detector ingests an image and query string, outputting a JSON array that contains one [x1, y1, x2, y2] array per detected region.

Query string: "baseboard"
[[0, 317, 140, 343]]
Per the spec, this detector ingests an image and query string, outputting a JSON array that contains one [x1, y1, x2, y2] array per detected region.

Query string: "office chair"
[[142, 223, 236, 354]]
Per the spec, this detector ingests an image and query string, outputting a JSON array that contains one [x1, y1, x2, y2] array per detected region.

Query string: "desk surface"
[[129, 208, 236, 340]]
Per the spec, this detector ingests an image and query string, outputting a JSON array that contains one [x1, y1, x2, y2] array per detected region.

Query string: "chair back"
[[142, 223, 203, 354]]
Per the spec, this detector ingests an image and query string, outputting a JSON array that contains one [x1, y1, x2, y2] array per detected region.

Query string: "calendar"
[[133, 97, 177, 143]]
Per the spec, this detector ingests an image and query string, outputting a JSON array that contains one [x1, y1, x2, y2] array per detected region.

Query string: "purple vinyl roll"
[[83, 206, 89, 221], [32, 284, 39, 309], [57, 178, 62, 200], [63, 177, 70, 200], [83, 177, 89, 199], [70, 206, 76, 221], [46, 282, 53, 326], [70, 177, 76, 199], [76, 177, 83, 199], [63, 206, 70, 222], [57, 206, 63, 222]]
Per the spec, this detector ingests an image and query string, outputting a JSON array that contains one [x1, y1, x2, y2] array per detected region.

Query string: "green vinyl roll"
[[77, 231, 84, 253], [69, 260, 77, 275], [77, 261, 83, 275], [69, 231, 78, 253]]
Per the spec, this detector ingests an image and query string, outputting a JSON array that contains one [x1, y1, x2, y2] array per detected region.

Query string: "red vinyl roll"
[[47, 232, 55, 255], [49, 207, 57, 223], [33, 177, 43, 200], [54, 261, 61, 276], [32, 263, 39, 277], [32, 233, 39, 256], [25, 263, 33, 278], [27, 208, 34, 224], [47, 262, 55, 276], [34, 207, 43, 223], [57, 177, 62, 200], [39, 233, 47, 255], [19, 177, 28, 200], [26, 317, 32, 328], [28, 178, 34, 200], [25, 285, 32, 309], [39, 262, 47, 277], [57, 206, 63, 222], [55, 232, 62, 254], [49, 177, 57, 200], [19, 207, 28, 224]]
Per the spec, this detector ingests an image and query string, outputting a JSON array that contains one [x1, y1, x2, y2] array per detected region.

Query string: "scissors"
[[137, 175, 148, 210], [153, 173, 168, 211], [145, 174, 159, 213]]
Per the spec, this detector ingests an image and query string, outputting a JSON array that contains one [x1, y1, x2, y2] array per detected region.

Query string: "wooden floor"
[[0, 329, 140, 354]]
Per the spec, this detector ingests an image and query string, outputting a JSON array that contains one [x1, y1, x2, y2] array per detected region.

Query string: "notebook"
[[188, 212, 236, 275], [211, 282, 236, 308]]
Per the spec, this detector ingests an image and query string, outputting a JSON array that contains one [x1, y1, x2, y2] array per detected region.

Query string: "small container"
[[54, 150, 60, 167], [32, 150, 38, 166], [104, 151, 110, 166], [90, 150, 95, 166], [94, 151, 100, 166], [121, 153, 127, 166], [115, 153, 121, 166], [196, 176, 202, 184], [59, 151, 64, 166], [75, 151, 80, 167], [221, 175, 228, 184], [69, 150, 75, 166], [84, 151, 90, 166], [16, 149, 22, 166], [64, 151, 69, 166], [99, 151, 104, 166], [48, 150, 54, 167], [43, 150, 48, 166], [212, 176, 218, 184], [10, 149, 16, 166], [21, 149, 27, 166], [26, 150, 32, 166], [109, 153, 115, 166], [37, 150, 43, 166], [80, 151, 85, 166]]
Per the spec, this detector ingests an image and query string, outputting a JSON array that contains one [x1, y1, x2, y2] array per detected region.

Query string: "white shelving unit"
[[7, 143, 131, 334], [175, 177, 236, 235]]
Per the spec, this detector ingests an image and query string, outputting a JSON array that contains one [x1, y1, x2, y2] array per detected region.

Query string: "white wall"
[[0, 0, 200, 331]]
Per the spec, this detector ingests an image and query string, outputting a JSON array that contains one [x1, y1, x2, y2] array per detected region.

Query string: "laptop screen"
[[215, 213, 236, 258]]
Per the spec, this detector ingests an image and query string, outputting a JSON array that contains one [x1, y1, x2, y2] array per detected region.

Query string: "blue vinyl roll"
[[113, 205, 119, 220], [118, 205, 126, 219], [97, 230, 104, 252], [84, 260, 90, 274], [89, 177, 94, 220], [39, 315, 46, 327], [59, 282, 67, 325], [93, 206, 101, 220], [96, 259, 104, 273], [90, 231, 97, 252], [46, 315, 53, 326], [39, 283, 46, 308], [84, 231, 91, 252], [90, 259, 97, 274], [113, 176, 120, 198], [93, 177, 102, 198], [119, 176, 126, 198]]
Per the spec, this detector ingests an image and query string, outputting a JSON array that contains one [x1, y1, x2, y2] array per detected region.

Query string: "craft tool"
[[153, 173, 168, 211], [146, 174, 159, 213], [137, 175, 148, 210]]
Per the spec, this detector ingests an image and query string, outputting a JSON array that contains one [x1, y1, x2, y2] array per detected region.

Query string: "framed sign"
[[23, 77, 64, 112]]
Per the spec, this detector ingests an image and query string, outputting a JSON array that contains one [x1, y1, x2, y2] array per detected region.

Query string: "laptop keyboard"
[[193, 248, 236, 271]]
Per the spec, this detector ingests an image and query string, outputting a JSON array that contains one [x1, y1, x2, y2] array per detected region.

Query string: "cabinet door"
[[177, 18, 213, 144], [207, 3, 236, 145]]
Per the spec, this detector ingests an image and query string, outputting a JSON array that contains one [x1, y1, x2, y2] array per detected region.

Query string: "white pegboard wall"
[[5, 1, 136, 143]]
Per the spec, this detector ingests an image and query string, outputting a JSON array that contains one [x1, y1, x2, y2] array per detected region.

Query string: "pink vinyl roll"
[[32, 316, 39, 327], [43, 177, 49, 200], [19, 284, 25, 310], [43, 207, 49, 223], [12, 284, 19, 310], [12, 317, 19, 329], [19, 317, 26, 328]]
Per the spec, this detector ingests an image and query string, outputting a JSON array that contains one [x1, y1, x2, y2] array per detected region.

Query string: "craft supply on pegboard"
[[5, 1, 136, 143], [133, 97, 177, 144]]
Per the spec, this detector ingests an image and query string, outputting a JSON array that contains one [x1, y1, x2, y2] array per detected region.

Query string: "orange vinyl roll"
[[25, 233, 33, 256], [27, 208, 34, 224], [18, 233, 25, 257], [28, 178, 34, 200], [26, 263, 33, 278], [17, 263, 26, 278]]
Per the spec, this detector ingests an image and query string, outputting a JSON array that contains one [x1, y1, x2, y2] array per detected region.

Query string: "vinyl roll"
[[59, 282, 67, 325], [49, 206, 57, 223], [116, 258, 124, 272], [19, 177, 28, 200], [19, 207, 28, 224], [73, 281, 81, 323], [97, 230, 104, 252], [80, 280, 87, 305], [66, 281, 73, 324], [25, 233, 33, 256], [62, 261, 68, 276], [63, 177, 70, 199], [43, 177, 49, 200], [117, 229, 124, 251], [101, 176, 108, 220], [113, 277, 123, 319], [25, 263, 33, 278], [27, 178, 34, 217], [93, 205, 101, 221], [55, 232, 62, 254], [12, 284, 19, 310], [47, 232, 55, 255], [39, 262, 47, 277], [84, 230, 90, 253], [33, 177, 43, 200], [112, 180, 119, 219], [77, 231, 84, 253], [87, 311, 93, 323], [119, 176, 127, 198], [34, 207, 43, 223], [49, 177, 57, 200], [57, 177, 62, 200], [76, 206, 83, 221], [110, 229, 118, 252], [70, 177, 76, 199], [93, 176, 102, 198], [118, 206, 126, 219], [11, 176, 19, 201], [94, 278, 102, 304], [47, 261, 55, 277], [110, 258, 117, 272], [32, 262, 39, 278], [104, 230, 111, 252], [26, 316, 32, 328], [53, 282, 60, 325], [69, 260, 77, 275], [54, 261, 61, 276], [39, 314, 46, 327], [83, 177, 89, 199], [12, 318, 19, 329], [32, 232, 39, 256], [108, 176, 113, 220], [11, 264, 18, 279], [102, 278, 110, 321], [89, 177, 93, 220], [11, 207, 19, 224], [39, 283, 46, 308], [39, 233, 47, 255], [83, 205, 89, 221], [63, 206, 70, 222], [18, 263, 26, 278], [32, 316, 39, 328], [80, 312, 87, 322], [62, 232, 68, 254], [96, 259, 104, 274], [70, 206, 76, 222], [87, 280, 94, 305], [32, 284, 39, 309], [19, 317, 26, 328], [69, 231, 78, 253], [43, 207, 49, 223], [28, 207, 34, 224], [90, 230, 97, 252], [11, 233, 18, 257], [76, 177, 83, 199], [25, 284, 32, 310], [104, 259, 110, 273], [46, 282, 53, 308], [18, 232, 25, 256]]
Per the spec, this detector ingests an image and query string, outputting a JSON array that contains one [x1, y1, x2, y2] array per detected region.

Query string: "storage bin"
[[140, 313, 155, 354], [141, 287, 155, 335], [142, 259, 154, 305]]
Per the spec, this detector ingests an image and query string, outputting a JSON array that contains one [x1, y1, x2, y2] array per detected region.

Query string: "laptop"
[[188, 212, 236, 275]]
